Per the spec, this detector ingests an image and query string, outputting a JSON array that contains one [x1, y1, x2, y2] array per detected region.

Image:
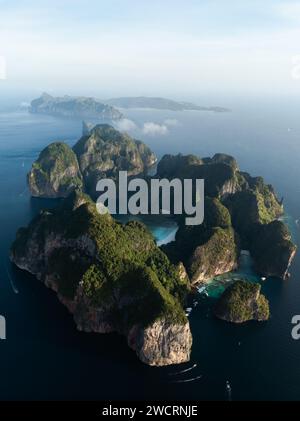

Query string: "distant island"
[[29, 94, 230, 121], [10, 125, 296, 366], [104, 96, 230, 112], [30, 93, 124, 120]]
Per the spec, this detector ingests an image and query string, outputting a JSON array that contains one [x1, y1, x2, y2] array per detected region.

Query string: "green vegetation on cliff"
[[28, 124, 156, 199], [159, 152, 295, 283], [214, 280, 270, 323], [73, 124, 156, 196], [156, 153, 243, 198], [249, 220, 297, 279], [224, 182, 283, 242], [28, 142, 83, 198], [11, 191, 188, 329], [163, 197, 238, 284]]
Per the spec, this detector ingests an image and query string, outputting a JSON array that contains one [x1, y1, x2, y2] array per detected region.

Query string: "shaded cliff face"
[[187, 227, 239, 284], [156, 153, 243, 198], [163, 197, 239, 284], [249, 221, 297, 280], [30, 93, 124, 120], [159, 153, 295, 283], [10, 191, 191, 366], [224, 174, 283, 245], [27, 124, 157, 199], [28, 142, 83, 198], [214, 280, 270, 323], [73, 124, 157, 196]]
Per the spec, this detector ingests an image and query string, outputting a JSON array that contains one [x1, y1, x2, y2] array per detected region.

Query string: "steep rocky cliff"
[[28, 124, 157, 199], [10, 191, 191, 366], [28, 142, 83, 198], [156, 153, 243, 198], [159, 153, 295, 282], [163, 197, 239, 284], [73, 124, 156, 196], [127, 319, 192, 366], [186, 227, 239, 284], [224, 174, 283, 245], [214, 280, 270, 323], [249, 220, 297, 280]]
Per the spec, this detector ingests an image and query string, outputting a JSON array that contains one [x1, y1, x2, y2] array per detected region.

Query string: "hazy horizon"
[[1, 0, 300, 100]]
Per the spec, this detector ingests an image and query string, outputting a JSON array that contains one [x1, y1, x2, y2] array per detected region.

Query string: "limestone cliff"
[[28, 142, 83, 198], [156, 153, 243, 198], [163, 197, 239, 284], [187, 227, 239, 284], [214, 280, 270, 323], [10, 191, 191, 366], [249, 220, 297, 280], [28, 124, 156, 199], [159, 153, 295, 282], [127, 319, 192, 366], [73, 124, 157, 196]]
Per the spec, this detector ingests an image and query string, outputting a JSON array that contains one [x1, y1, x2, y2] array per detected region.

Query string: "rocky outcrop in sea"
[[214, 280, 270, 323], [10, 191, 192, 366]]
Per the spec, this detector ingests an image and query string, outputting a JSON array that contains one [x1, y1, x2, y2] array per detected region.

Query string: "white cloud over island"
[[115, 118, 138, 132], [115, 118, 180, 136], [142, 122, 169, 136]]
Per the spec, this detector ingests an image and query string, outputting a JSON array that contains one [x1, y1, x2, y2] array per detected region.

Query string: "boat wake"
[[168, 363, 197, 376], [4, 262, 19, 294], [170, 375, 202, 384]]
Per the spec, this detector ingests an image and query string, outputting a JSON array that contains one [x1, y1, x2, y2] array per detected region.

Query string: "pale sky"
[[1, 0, 300, 98]]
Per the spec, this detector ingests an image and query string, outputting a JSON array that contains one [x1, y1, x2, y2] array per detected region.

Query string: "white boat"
[[240, 250, 250, 256], [185, 307, 192, 316], [226, 380, 232, 400]]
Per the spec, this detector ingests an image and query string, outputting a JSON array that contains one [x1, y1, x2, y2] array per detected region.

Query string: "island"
[[159, 153, 296, 282], [10, 190, 192, 366], [104, 96, 230, 112], [11, 127, 297, 366], [28, 124, 157, 198], [28, 142, 83, 198], [30, 93, 124, 120], [214, 280, 270, 323]]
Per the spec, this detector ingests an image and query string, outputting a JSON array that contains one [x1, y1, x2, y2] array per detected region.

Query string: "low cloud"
[[164, 118, 179, 127], [116, 118, 180, 136], [115, 118, 137, 132], [20, 101, 30, 108], [142, 122, 169, 136]]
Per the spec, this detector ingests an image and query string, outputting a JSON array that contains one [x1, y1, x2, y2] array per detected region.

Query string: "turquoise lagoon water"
[[200, 214, 298, 299]]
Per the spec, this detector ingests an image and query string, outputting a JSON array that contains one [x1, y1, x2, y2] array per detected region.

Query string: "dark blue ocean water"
[[1, 96, 300, 400]]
